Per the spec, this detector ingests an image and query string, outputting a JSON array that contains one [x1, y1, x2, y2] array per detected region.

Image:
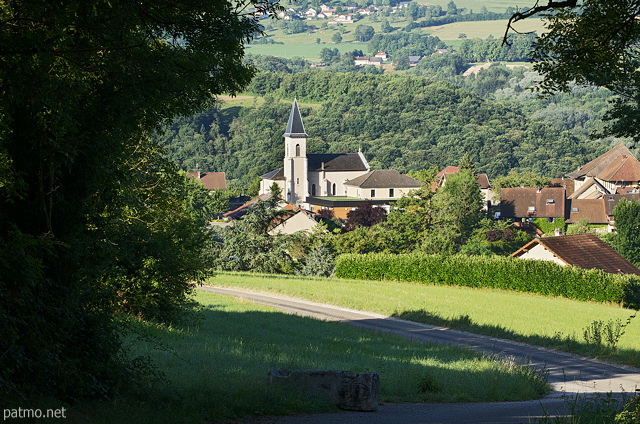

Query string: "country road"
[[201, 286, 640, 424]]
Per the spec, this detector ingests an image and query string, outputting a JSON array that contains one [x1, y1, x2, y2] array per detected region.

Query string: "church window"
[[296, 144, 300, 156], [370, 189, 376, 198], [297, 178, 299, 184], [332, 183, 336, 195], [311, 184, 316, 196], [389, 188, 394, 197]]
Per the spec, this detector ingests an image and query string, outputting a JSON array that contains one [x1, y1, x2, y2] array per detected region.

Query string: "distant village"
[[190, 100, 640, 276]]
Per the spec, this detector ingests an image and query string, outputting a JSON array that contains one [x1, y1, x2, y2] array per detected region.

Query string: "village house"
[[511, 234, 640, 275], [499, 187, 566, 223], [499, 144, 640, 231], [187, 171, 227, 190], [567, 143, 640, 198]]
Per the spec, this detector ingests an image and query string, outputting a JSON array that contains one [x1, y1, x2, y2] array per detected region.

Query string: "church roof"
[[283, 99, 307, 138], [566, 143, 639, 180], [260, 167, 285, 180], [344, 169, 421, 188], [308, 153, 369, 172]]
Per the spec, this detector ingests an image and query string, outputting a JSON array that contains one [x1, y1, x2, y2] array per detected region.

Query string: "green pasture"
[[208, 272, 640, 367], [64, 291, 547, 423], [428, 18, 546, 40], [414, 0, 539, 13], [249, 16, 546, 60]]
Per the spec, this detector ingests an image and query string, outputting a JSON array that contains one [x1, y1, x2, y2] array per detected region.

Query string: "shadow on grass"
[[68, 296, 550, 424], [391, 309, 640, 368]]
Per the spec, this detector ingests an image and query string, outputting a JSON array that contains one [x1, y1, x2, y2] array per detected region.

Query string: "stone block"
[[268, 369, 379, 411]]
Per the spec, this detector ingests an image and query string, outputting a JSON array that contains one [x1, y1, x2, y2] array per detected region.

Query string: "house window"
[[311, 184, 316, 196], [527, 206, 535, 213], [546, 199, 555, 204], [370, 189, 376, 198], [571, 207, 579, 212], [547, 217, 556, 223], [332, 183, 336, 196], [389, 188, 394, 197], [295, 144, 300, 156]]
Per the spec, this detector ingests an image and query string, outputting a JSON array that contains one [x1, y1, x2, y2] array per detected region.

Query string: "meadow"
[[208, 272, 640, 367], [60, 290, 548, 423]]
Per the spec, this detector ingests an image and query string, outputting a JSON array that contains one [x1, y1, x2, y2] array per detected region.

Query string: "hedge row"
[[335, 253, 640, 308]]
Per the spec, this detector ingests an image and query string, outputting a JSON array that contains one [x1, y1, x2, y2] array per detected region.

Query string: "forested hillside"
[[157, 70, 614, 187]]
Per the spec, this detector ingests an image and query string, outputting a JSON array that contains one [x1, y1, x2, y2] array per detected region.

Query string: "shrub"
[[335, 253, 640, 307]]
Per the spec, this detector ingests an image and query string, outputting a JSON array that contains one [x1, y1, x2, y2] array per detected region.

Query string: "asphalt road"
[[201, 286, 640, 424]]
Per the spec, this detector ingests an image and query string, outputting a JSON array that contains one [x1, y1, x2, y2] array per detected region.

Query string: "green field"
[[428, 18, 546, 40], [61, 290, 548, 423], [249, 16, 546, 61], [415, 0, 539, 13], [208, 272, 640, 367]]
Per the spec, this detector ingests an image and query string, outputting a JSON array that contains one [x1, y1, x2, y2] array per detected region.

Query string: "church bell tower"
[[283, 99, 308, 206]]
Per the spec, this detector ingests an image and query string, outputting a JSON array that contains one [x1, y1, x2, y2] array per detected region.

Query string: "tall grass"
[[208, 272, 640, 367], [63, 291, 547, 423]]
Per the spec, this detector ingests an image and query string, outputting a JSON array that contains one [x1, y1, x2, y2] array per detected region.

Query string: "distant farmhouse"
[[260, 100, 421, 218]]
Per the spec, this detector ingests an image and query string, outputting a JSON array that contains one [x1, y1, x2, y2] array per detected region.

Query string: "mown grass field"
[[208, 272, 640, 367], [62, 290, 547, 423]]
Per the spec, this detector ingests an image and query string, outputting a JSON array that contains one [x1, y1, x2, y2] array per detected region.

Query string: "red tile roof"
[[500, 187, 566, 218], [565, 199, 607, 224], [512, 234, 640, 275], [566, 143, 640, 181], [187, 171, 227, 190]]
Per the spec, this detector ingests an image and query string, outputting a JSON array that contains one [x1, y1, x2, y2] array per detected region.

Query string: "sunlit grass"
[[208, 272, 640, 367], [66, 290, 548, 423]]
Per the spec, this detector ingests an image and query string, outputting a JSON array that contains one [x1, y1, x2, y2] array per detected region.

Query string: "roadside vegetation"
[[208, 272, 640, 367], [56, 291, 548, 423]]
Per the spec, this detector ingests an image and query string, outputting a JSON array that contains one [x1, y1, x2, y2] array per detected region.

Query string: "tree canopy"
[[0, 0, 281, 401], [511, 0, 640, 142]]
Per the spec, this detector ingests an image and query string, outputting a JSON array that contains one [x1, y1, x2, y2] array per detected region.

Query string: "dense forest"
[[156, 68, 622, 188]]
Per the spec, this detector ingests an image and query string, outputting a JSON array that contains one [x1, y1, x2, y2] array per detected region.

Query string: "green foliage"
[[527, 1, 640, 140], [162, 71, 610, 184], [209, 200, 303, 274], [430, 169, 483, 245], [297, 244, 336, 277], [461, 219, 532, 256], [0, 0, 281, 401], [611, 199, 640, 266], [533, 218, 565, 236], [492, 171, 551, 194], [335, 253, 640, 307]]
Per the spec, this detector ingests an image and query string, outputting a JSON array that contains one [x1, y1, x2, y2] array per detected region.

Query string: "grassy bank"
[[208, 272, 640, 367], [61, 290, 546, 423]]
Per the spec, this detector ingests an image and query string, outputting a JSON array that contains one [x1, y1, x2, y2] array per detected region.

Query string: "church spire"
[[283, 98, 307, 138]]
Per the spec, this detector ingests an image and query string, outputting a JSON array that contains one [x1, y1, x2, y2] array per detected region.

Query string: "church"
[[260, 100, 422, 218]]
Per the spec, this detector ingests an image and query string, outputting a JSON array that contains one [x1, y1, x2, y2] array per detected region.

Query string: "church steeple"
[[283, 99, 308, 206], [283, 98, 307, 138]]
